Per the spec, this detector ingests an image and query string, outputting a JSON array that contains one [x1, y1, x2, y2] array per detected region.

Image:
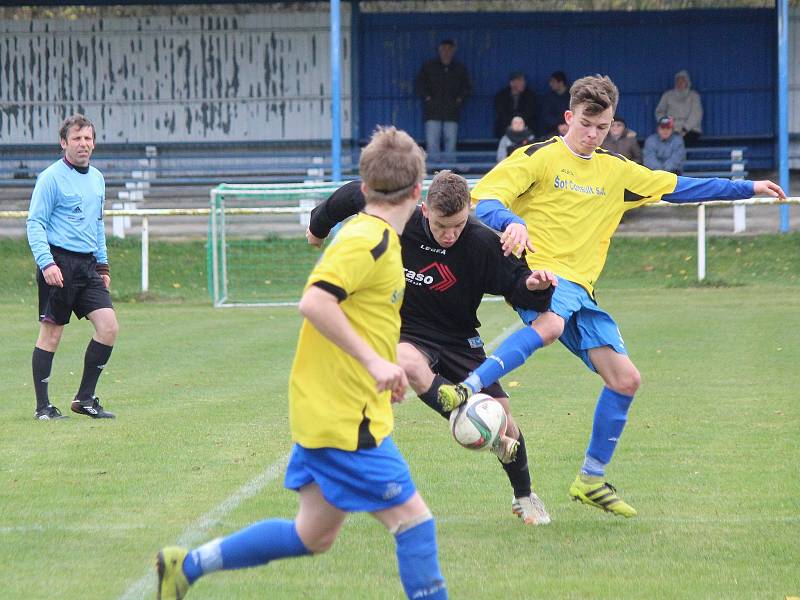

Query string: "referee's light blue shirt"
[[27, 159, 108, 270]]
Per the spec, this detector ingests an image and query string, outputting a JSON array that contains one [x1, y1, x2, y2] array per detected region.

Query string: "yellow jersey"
[[289, 213, 405, 450], [472, 136, 677, 296]]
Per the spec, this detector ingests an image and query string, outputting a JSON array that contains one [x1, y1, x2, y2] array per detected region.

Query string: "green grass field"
[[1, 235, 798, 599]]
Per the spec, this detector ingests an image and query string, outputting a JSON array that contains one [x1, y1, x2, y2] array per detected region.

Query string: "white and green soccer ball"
[[449, 393, 507, 451]]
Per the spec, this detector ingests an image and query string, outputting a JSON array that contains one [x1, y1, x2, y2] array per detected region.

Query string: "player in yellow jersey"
[[155, 127, 447, 600], [439, 75, 785, 518]]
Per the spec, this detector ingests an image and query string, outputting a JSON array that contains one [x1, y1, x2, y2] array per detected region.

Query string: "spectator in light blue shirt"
[[26, 114, 118, 421], [643, 116, 686, 175]]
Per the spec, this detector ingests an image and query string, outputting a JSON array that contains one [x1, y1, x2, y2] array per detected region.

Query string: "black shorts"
[[400, 332, 507, 400], [37, 246, 113, 326]]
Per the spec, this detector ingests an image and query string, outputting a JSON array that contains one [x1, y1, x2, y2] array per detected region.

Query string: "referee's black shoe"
[[35, 404, 68, 420], [71, 396, 116, 419]]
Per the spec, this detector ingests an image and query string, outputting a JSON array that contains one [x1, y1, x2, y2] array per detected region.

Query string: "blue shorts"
[[515, 277, 627, 372], [283, 436, 417, 513]]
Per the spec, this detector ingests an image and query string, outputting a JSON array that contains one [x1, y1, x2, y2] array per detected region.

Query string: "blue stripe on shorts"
[[283, 436, 417, 512], [515, 276, 627, 372]]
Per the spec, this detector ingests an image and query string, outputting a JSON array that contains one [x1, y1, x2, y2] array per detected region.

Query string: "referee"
[[27, 114, 118, 420]]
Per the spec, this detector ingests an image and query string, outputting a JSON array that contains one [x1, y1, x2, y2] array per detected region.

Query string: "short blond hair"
[[359, 126, 426, 205], [569, 75, 619, 116]]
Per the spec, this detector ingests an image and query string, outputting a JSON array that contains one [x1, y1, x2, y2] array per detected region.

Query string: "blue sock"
[[582, 387, 634, 476], [395, 519, 447, 599], [182, 519, 309, 584], [465, 327, 543, 393]]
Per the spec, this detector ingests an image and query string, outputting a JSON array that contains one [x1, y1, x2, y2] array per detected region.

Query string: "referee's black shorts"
[[399, 332, 507, 418], [37, 245, 113, 326]]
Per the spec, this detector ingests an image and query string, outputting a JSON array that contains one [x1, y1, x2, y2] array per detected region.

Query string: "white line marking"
[[117, 315, 522, 600], [117, 458, 287, 600]]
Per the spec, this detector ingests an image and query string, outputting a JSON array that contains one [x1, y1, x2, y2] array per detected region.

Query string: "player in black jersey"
[[307, 170, 557, 526]]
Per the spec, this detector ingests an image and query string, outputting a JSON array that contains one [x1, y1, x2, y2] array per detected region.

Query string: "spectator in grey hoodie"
[[655, 70, 703, 146], [644, 117, 686, 174]]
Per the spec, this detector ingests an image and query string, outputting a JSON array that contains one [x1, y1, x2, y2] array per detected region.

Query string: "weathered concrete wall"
[[0, 5, 351, 144]]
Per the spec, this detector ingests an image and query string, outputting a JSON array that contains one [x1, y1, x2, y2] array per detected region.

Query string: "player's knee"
[[397, 355, 429, 391], [402, 361, 427, 389], [611, 368, 640, 396], [97, 317, 119, 342], [38, 324, 63, 351], [301, 529, 338, 554], [532, 315, 562, 344]]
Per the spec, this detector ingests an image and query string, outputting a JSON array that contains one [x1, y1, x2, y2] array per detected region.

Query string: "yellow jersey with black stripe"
[[472, 136, 677, 296], [289, 213, 405, 451]]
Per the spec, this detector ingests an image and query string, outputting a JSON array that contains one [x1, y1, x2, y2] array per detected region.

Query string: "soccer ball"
[[449, 393, 507, 451]]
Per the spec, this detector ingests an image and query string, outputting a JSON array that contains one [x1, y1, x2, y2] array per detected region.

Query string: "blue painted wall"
[[358, 9, 775, 146]]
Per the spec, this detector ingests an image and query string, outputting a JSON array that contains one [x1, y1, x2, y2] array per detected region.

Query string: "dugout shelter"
[[0, 1, 795, 229]]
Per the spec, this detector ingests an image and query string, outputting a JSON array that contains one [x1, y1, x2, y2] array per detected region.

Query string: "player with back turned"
[[155, 127, 447, 600], [307, 169, 557, 526], [437, 74, 786, 518]]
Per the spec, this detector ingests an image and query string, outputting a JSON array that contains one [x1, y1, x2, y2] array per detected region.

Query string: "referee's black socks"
[[32, 347, 55, 411], [75, 339, 114, 402]]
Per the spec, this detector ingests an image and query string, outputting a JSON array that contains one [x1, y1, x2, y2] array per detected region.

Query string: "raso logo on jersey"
[[404, 262, 457, 292], [404, 269, 435, 286]]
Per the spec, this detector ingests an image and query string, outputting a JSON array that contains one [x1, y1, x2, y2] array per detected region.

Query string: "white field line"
[[116, 317, 521, 600], [117, 459, 287, 600]]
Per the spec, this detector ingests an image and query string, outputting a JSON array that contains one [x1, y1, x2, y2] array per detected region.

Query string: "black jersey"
[[309, 181, 552, 348]]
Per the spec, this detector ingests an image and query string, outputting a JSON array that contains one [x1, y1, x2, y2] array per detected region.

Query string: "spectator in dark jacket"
[[415, 39, 472, 162], [493, 72, 537, 139], [538, 71, 570, 137], [643, 117, 685, 174], [602, 117, 642, 164]]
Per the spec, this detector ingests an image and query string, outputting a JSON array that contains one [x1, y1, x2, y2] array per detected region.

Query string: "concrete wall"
[[0, 5, 352, 145]]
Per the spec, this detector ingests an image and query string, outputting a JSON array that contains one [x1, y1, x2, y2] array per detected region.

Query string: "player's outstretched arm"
[[307, 180, 367, 244], [299, 285, 407, 396], [474, 199, 534, 257], [753, 180, 786, 199], [663, 176, 785, 204]]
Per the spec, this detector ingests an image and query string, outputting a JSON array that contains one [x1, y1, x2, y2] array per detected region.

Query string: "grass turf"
[[0, 235, 798, 599]]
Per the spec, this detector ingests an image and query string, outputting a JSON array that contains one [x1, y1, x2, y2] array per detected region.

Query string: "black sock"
[[501, 430, 532, 498], [32, 347, 55, 412], [418, 374, 452, 419], [75, 339, 114, 402]]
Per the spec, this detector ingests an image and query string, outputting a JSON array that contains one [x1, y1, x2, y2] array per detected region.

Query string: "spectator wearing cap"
[[539, 70, 570, 137], [602, 116, 642, 164], [493, 71, 537, 139], [643, 116, 686, 174], [415, 38, 472, 162], [655, 70, 703, 146]]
